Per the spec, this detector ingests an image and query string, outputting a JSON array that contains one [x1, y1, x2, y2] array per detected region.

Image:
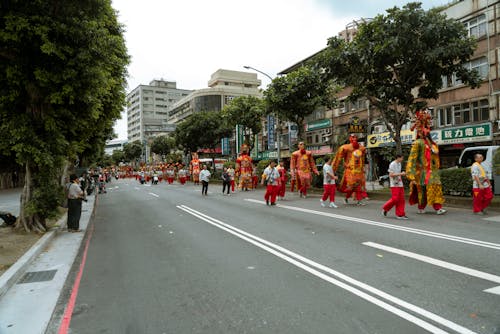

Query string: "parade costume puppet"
[[235, 144, 253, 191], [290, 142, 319, 198], [190, 152, 201, 185], [405, 109, 447, 215], [332, 134, 367, 204]]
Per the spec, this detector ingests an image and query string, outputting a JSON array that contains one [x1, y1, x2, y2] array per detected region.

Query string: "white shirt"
[[322, 164, 335, 184], [263, 166, 280, 186], [388, 160, 403, 188], [199, 169, 211, 182]]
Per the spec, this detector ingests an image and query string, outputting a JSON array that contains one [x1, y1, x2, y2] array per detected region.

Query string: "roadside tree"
[[150, 135, 176, 159], [317, 2, 481, 154]]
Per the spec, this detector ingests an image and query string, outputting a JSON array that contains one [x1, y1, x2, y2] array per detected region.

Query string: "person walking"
[[277, 160, 287, 200], [227, 165, 235, 192], [471, 153, 493, 215], [199, 165, 211, 196], [221, 167, 231, 195], [262, 160, 281, 205], [320, 157, 338, 208], [382, 154, 408, 220], [67, 173, 85, 232]]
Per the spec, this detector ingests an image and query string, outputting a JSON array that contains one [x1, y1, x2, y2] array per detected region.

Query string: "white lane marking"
[[134, 187, 140, 190], [363, 242, 500, 295], [148, 192, 159, 198], [245, 199, 500, 251], [177, 205, 476, 334]]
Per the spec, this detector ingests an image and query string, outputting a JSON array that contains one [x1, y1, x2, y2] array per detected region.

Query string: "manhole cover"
[[17, 270, 57, 284]]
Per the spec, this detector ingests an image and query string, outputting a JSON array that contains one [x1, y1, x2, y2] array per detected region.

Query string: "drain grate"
[[17, 270, 57, 284]]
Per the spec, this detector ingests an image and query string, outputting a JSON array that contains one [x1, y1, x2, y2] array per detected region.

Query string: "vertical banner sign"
[[221, 137, 230, 155], [236, 125, 244, 155], [267, 115, 275, 150]]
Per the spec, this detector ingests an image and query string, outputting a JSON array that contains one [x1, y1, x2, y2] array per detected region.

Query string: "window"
[[464, 14, 487, 38], [470, 57, 488, 79], [472, 100, 489, 122], [438, 106, 452, 127]]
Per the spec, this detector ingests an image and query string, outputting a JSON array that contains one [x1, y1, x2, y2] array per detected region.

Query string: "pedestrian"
[[262, 160, 281, 206], [320, 157, 338, 208], [227, 165, 235, 192], [199, 165, 211, 195], [471, 153, 493, 215], [67, 173, 85, 232], [221, 167, 231, 195], [277, 160, 287, 200], [382, 154, 408, 219]]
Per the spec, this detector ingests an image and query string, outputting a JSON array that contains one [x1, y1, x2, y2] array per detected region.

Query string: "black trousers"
[[201, 181, 208, 195], [222, 181, 230, 194], [67, 198, 82, 230]]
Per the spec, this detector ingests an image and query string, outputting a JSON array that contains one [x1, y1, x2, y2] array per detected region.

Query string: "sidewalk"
[[0, 193, 95, 334]]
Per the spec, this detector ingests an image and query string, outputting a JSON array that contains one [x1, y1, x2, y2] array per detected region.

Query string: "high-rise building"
[[126, 79, 192, 143]]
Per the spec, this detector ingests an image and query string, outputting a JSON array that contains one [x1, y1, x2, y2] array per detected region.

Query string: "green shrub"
[[439, 168, 471, 196]]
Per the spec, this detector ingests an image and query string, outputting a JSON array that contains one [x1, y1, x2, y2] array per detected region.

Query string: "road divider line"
[[363, 242, 500, 295], [148, 192, 159, 198], [245, 199, 500, 251], [177, 205, 477, 334]]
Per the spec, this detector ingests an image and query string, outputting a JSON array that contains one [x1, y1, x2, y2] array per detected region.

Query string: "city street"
[[50, 179, 500, 334]]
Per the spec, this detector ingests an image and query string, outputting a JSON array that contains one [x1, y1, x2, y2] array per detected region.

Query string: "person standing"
[[290, 141, 319, 198], [320, 157, 338, 208], [382, 154, 408, 219], [471, 153, 493, 215], [227, 165, 235, 192], [221, 167, 231, 195], [199, 165, 211, 196], [67, 174, 84, 232], [262, 160, 281, 205], [277, 160, 287, 200]]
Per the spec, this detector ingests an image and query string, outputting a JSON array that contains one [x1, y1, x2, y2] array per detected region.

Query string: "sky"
[[111, 0, 451, 140]]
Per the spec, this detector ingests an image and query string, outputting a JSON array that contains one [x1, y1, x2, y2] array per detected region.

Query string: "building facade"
[[126, 79, 192, 143]]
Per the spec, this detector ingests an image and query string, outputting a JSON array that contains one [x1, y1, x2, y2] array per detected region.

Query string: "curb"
[[0, 214, 66, 299]]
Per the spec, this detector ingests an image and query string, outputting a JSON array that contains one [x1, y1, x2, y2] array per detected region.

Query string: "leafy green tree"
[[264, 66, 336, 144], [123, 141, 143, 164], [318, 2, 481, 154], [111, 150, 125, 165], [174, 111, 232, 156], [221, 96, 264, 150], [150, 135, 176, 158], [0, 1, 129, 231]]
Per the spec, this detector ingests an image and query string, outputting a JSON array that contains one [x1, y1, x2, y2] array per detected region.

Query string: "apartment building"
[[126, 79, 192, 143]]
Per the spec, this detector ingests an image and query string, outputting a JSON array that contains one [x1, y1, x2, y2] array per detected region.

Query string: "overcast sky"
[[111, 0, 450, 140]]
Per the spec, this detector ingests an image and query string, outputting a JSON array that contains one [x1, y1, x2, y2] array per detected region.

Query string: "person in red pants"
[[320, 157, 338, 208], [261, 160, 281, 206], [471, 153, 493, 215], [382, 154, 408, 219]]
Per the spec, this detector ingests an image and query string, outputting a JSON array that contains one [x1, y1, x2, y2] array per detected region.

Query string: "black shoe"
[[270, 202, 276, 206], [266, 200, 269, 205], [382, 210, 387, 217]]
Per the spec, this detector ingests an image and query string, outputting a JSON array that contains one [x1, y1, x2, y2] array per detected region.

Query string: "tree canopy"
[[175, 111, 232, 155], [264, 66, 336, 143], [317, 2, 480, 153], [0, 0, 129, 231], [221, 95, 264, 151], [150, 135, 176, 157]]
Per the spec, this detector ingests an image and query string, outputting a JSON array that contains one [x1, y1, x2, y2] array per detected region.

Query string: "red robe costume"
[[236, 144, 253, 191], [332, 134, 367, 202], [290, 142, 318, 197], [190, 153, 201, 185]]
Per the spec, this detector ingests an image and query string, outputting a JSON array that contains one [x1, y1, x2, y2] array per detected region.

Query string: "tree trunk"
[[17, 163, 46, 233]]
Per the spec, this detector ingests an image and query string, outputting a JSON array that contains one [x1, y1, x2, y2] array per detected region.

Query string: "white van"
[[457, 145, 499, 180]]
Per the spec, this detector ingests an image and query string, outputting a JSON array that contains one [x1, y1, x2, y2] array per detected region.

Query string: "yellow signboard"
[[367, 129, 415, 148]]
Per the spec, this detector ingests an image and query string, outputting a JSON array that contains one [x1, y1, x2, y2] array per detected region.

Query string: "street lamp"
[[242, 66, 280, 160]]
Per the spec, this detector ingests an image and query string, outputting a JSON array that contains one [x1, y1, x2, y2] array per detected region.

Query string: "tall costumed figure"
[[290, 141, 319, 198], [405, 109, 447, 215], [332, 134, 367, 205], [190, 152, 201, 185], [236, 143, 253, 191]]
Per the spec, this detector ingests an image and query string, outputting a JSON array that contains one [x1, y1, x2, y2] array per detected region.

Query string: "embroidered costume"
[[406, 109, 447, 215], [236, 144, 253, 191], [190, 152, 201, 185], [290, 142, 319, 198], [332, 134, 367, 204]]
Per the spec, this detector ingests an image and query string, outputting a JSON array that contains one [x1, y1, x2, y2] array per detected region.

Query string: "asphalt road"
[[54, 179, 500, 334]]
